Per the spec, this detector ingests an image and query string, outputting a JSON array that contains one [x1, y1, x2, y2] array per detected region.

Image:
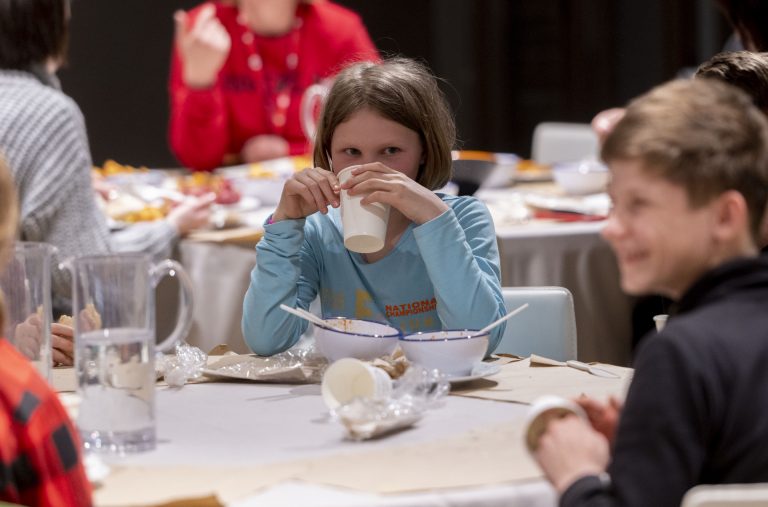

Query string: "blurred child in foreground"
[[533, 78, 768, 507], [0, 156, 91, 506]]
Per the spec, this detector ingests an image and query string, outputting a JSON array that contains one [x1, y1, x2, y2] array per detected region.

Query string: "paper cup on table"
[[338, 166, 390, 253], [524, 395, 588, 453], [654, 314, 668, 332], [321, 358, 393, 410]]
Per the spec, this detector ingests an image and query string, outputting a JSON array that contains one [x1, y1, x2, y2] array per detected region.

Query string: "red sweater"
[[169, 0, 379, 171], [0, 339, 92, 506]]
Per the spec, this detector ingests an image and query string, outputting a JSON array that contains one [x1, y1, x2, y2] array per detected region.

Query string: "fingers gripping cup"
[[321, 358, 393, 410], [337, 166, 391, 254], [524, 395, 588, 453]]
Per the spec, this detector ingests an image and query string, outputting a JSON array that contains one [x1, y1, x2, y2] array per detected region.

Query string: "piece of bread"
[[58, 314, 74, 326]]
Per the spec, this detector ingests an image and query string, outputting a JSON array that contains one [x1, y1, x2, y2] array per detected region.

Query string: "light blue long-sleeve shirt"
[[242, 194, 506, 356]]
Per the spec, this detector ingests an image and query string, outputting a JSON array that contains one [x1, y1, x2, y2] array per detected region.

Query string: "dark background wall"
[[59, 0, 730, 168]]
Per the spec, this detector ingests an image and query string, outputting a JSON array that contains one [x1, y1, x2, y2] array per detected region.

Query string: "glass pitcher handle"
[[150, 259, 194, 352]]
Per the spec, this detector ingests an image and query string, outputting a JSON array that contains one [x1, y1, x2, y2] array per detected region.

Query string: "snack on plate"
[[178, 173, 240, 205], [247, 155, 312, 179], [451, 150, 496, 162], [516, 159, 551, 173], [114, 204, 168, 223], [517, 160, 551, 172], [94, 159, 150, 176], [514, 159, 553, 182]]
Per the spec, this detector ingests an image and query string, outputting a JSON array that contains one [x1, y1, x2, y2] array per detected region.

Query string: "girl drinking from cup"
[[242, 57, 506, 356]]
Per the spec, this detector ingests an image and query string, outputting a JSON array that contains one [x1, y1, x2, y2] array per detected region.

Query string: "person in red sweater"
[[0, 154, 91, 506], [169, 0, 380, 171]]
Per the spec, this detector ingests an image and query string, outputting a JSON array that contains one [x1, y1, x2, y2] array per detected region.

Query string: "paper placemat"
[[451, 357, 633, 404], [95, 419, 540, 506]]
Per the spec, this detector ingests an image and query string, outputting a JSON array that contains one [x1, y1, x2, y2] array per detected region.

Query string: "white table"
[[95, 382, 556, 506]]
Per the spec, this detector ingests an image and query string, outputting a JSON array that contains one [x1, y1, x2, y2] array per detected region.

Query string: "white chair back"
[[497, 286, 577, 361], [682, 484, 768, 507], [531, 122, 599, 165]]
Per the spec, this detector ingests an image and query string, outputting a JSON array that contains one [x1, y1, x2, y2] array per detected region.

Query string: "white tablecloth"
[[494, 220, 633, 365], [95, 382, 556, 506]]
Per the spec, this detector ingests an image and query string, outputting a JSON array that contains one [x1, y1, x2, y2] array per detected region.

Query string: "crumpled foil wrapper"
[[156, 342, 208, 388], [205, 347, 328, 383], [333, 365, 450, 440]]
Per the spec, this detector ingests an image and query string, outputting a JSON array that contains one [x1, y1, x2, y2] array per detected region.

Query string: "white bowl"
[[314, 318, 400, 362], [552, 159, 609, 195], [399, 330, 489, 376]]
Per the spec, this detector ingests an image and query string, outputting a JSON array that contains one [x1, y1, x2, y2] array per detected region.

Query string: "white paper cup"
[[338, 166, 390, 253], [653, 314, 668, 332], [321, 358, 393, 410], [523, 395, 588, 453]]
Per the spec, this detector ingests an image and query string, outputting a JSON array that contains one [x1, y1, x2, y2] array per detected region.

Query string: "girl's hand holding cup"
[[272, 167, 341, 221], [341, 162, 448, 225]]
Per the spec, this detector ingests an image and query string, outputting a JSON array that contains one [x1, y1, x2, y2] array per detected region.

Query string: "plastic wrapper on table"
[[202, 346, 328, 383], [156, 342, 208, 387], [333, 365, 450, 440]]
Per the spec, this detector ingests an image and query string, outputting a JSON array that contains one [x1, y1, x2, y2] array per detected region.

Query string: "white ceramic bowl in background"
[[552, 159, 609, 195], [399, 330, 489, 376], [314, 318, 400, 362]]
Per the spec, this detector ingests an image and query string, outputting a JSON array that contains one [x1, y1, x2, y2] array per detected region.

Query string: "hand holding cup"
[[273, 167, 340, 221]]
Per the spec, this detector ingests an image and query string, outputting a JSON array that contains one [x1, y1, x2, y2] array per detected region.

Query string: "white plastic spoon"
[[474, 303, 529, 336], [279, 303, 327, 328]]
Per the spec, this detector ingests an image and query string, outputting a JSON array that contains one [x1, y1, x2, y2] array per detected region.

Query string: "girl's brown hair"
[[313, 57, 456, 190], [0, 155, 18, 333]]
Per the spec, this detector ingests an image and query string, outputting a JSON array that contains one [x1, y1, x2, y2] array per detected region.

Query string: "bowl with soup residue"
[[314, 317, 400, 362], [399, 329, 489, 376]]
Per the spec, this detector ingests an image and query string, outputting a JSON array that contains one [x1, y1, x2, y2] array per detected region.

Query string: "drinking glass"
[[0, 242, 55, 381]]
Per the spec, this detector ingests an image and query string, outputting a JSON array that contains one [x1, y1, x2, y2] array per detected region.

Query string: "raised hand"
[[340, 163, 449, 225], [174, 5, 231, 89], [272, 167, 340, 221], [167, 193, 217, 235]]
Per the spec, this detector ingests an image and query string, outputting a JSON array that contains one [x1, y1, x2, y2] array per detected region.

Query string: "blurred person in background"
[[169, 0, 380, 171], [594, 0, 768, 142], [716, 0, 768, 51], [695, 50, 768, 114], [0, 155, 92, 506], [0, 0, 213, 365]]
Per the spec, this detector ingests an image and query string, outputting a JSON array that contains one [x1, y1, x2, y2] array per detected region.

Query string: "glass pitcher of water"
[[66, 253, 194, 453]]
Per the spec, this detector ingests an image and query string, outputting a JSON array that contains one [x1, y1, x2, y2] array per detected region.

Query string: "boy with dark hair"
[[695, 50, 768, 114], [533, 78, 768, 507]]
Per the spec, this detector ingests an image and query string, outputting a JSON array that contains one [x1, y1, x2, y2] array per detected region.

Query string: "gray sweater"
[[0, 70, 178, 304]]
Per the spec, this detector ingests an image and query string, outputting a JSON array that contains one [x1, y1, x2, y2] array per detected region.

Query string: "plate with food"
[[221, 155, 312, 206], [514, 159, 553, 182]]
